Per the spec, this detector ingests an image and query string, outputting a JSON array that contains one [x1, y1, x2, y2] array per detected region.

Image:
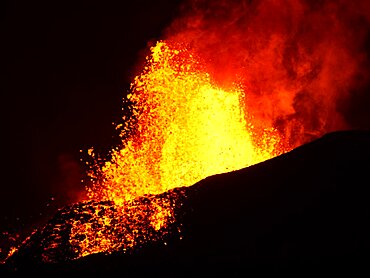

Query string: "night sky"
[[1, 0, 182, 238]]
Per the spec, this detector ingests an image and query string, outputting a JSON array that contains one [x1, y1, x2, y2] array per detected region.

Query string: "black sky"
[[1, 0, 183, 238]]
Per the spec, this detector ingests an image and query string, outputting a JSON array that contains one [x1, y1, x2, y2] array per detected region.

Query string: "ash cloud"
[[164, 0, 370, 146]]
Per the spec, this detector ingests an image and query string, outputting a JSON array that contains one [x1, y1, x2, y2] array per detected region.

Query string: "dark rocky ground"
[[1, 130, 370, 277]]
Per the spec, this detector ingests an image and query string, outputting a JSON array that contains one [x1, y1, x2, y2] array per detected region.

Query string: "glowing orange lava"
[[63, 40, 288, 260], [87, 41, 285, 204]]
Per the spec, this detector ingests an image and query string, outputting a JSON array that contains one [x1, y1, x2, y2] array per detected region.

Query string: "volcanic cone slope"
[[3, 130, 370, 276]]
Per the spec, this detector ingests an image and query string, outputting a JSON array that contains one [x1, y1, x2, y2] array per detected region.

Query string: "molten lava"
[[87, 41, 285, 204], [62, 40, 287, 260]]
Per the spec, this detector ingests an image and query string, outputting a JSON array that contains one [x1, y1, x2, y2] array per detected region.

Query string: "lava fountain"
[[67, 40, 287, 260], [87, 41, 285, 204]]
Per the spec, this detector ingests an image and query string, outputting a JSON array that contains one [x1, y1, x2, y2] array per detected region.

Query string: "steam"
[[54, 153, 87, 206], [164, 0, 370, 146]]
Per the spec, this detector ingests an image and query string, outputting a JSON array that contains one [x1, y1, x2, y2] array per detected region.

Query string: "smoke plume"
[[164, 0, 370, 146]]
